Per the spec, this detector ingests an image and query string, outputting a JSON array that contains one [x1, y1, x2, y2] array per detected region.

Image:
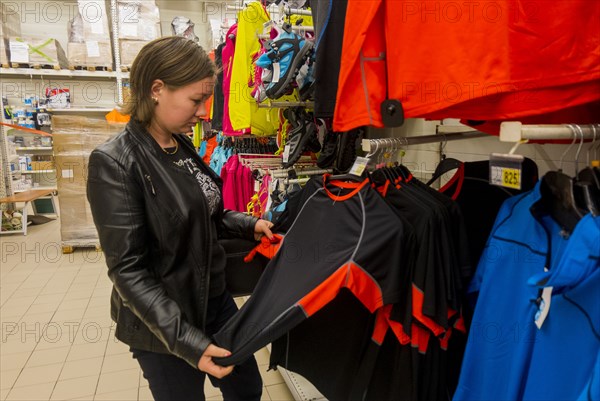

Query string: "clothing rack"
[[226, 4, 312, 16], [361, 130, 489, 153], [500, 122, 600, 142], [271, 167, 331, 179], [257, 101, 314, 109]]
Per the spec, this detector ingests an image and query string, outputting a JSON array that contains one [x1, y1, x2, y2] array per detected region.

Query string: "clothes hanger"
[[576, 124, 600, 188], [572, 125, 600, 216], [426, 135, 463, 186], [540, 125, 586, 232]]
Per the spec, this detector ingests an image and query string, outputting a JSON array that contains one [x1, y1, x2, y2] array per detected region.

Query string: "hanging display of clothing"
[[454, 181, 600, 401], [213, 170, 472, 400]]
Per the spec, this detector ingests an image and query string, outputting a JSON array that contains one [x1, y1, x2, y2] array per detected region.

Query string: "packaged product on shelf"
[[119, 39, 147, 67], [67, 41, 113, 68], [8, 36, 68, 68], [67, 2, 114, 68], [1, 7, 20, 65], [52, 115, 124, 243], [117, 0, 161, 41], [77, 0, 112, 42], [45, 88, 71, 109]]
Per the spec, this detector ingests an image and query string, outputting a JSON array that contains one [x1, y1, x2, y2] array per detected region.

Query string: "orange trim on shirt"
[[322, 175, 370, 202], [297, 261, 384, 317]]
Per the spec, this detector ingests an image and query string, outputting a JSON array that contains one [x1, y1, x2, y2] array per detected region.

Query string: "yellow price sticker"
[[501, 167, 521, 189]]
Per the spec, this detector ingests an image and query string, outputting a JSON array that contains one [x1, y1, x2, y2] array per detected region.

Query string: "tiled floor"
[[0, 219, 295, 401]]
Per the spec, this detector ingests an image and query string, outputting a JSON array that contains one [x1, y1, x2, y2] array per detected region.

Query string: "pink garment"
[[222, 24, 244, 136], [242, 166, 254, 212], [222, 154, 239, 210]]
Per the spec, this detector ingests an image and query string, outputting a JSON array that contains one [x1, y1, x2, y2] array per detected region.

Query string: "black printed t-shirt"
[[164, 144, 226, 298]]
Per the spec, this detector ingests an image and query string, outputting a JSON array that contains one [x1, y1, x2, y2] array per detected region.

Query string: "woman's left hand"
[[254, 219, 274, 241]]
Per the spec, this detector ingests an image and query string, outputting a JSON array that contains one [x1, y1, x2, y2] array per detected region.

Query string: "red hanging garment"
[[334, 0, 600, 133]]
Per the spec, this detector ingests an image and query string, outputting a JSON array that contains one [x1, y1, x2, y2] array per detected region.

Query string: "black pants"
[[131, 291, 263, 401]]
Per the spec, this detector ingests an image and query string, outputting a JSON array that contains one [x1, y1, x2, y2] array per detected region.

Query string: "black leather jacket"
[[87, 120, 258, 367]]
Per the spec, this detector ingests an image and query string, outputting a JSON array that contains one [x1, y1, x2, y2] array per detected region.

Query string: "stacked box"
[[117, 0, 161, 68], [0, 7, 21, 65], [67, 42, 113, 68], [67, 0, 113, 68], [52, 116, 125, 243], [119, 39, 147, 67], [8, 36, 69, 68]]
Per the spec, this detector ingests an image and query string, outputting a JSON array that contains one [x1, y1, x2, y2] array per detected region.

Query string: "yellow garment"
[[229, 2, 276, 135], [289, 13, 313, 27]]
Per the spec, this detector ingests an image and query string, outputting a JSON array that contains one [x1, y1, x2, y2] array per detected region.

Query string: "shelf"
[[47, 107, 114, 113], [0, 67, 118, 80], [13, 187, 57, 193], [15, 147, 53, 151], [17, 170, 55, 174]]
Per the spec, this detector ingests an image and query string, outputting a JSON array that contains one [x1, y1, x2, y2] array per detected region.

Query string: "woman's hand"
[[254, 219, 274, 241], [198, 344, 234, 379]]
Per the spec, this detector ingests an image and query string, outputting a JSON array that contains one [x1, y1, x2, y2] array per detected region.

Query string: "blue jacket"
[[454, 181, 600, 401]]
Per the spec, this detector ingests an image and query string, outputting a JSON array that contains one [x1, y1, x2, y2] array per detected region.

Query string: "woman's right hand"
[[198, 344, 234, 379]]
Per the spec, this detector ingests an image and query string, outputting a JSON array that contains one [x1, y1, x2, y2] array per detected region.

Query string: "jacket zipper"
[[145, 174, 156, 195]]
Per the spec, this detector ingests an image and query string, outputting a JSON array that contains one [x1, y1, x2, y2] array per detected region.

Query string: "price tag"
[[86, 41, 100, 57], [489, 153, 524, 190], [349, 157, 370, 177], [282, 145, 290, 163], [9, 40, 29, 63], [62, 169, 74, 179], [490, 166, 521, 190], [534, 268, 553, 329], [272, 63, 280, 83]]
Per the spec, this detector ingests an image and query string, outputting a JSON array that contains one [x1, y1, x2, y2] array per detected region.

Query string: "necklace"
[[162, 137, 178, 155]]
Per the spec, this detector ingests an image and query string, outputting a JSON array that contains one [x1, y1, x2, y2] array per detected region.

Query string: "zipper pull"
[[145, 174, 156, 195]]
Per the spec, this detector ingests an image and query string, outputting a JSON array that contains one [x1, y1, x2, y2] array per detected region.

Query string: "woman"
[[87, 36, 271, 401]]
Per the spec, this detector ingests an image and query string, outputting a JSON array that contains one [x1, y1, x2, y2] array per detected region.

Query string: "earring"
[[152, 96, 158, 105]]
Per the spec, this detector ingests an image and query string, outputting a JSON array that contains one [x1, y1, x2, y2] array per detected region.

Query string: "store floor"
[[0, 220, 294, 401]]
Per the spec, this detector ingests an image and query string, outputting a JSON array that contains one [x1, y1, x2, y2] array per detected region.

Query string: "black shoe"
[[335, 128, 363, 173], [283, 119, 318, 168], [317, 130, 337, 169]]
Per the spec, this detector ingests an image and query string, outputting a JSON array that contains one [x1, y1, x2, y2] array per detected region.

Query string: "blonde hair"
[[122, 36, 216, 125]]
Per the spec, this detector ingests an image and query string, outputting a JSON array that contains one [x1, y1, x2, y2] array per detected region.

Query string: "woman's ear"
[[150, 79, 165, 98]]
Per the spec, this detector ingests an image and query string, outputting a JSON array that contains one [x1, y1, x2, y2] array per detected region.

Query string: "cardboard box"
[[52, 116, 125, 243], [117, 0, 161, 41], [0, 8, 21, 38], [30, 161, 54, 171], [77, 0, 112, 42], [119, 39, 147, 67], [9, 37, 68, 68], [67, 41, 113, 67]]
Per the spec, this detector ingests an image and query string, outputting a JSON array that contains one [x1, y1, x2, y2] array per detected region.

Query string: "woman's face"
[[151, 76, 215, 135]]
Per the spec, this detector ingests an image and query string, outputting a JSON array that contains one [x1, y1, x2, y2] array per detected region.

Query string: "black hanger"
[[426, 156, 463, 186], [540, 171, 586, 233]]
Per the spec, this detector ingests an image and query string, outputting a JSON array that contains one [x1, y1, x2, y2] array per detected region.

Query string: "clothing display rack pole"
[[361, 130, 489, 153], [271, 168, 331, 179], [226, 4, 312, 16], [500, 122, 600, 142], [257, 101, 315, 109]]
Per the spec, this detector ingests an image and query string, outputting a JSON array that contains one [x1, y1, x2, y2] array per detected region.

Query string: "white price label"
[[62, 169, 74, 179], [534, 269, 553, 329], [121, 23, 138, 38], [86, 41, 100, 58], [272, 62, 281, 83], [282, 144, 290, 163], [349, 157, 370, 177], [9, 40, 29, 63]]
